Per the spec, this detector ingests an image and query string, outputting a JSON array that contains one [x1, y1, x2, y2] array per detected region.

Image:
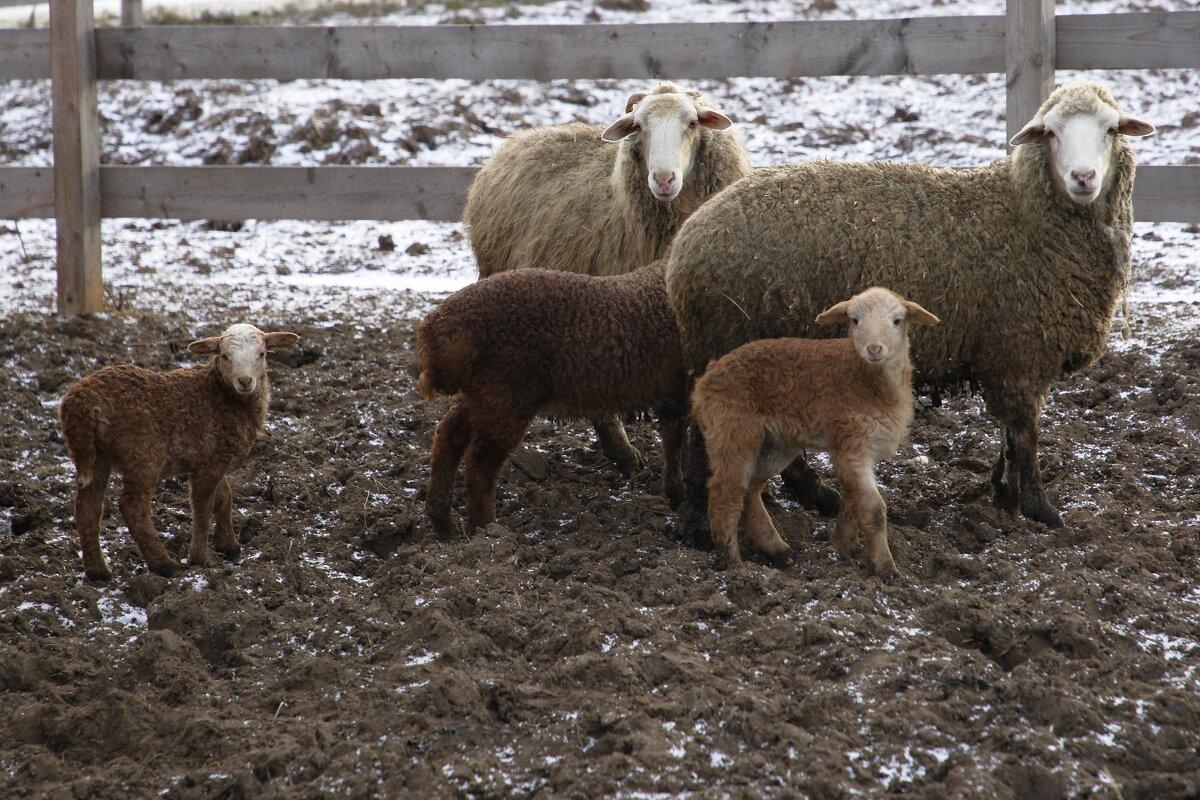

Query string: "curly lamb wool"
[[417, 260, 686, 537], [666, 81, 1154, 537]]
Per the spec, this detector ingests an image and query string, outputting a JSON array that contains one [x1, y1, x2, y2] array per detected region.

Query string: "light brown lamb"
[[692, 288, 938, 578], [59, 323, 300, 581]]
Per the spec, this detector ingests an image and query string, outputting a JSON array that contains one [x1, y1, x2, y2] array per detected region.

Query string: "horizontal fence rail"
[[1, 12, 1197, 81], [2, 165, 1196, 224]]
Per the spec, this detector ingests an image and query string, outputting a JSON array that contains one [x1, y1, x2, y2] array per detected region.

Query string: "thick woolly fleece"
[[667, 84, 1138, 425], [465, 82, 751, 279]]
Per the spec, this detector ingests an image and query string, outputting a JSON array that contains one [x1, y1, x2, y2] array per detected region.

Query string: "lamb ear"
[[904, 301, 940, 326], [187, 336, 222, 355], [602, 112, 638, 142], [1008, 119, 1045, 147], [1117, 115, 1155, 137], [697, 108, 733, 131], [264, 332, 300, 350], [815, 300, 852, 326]]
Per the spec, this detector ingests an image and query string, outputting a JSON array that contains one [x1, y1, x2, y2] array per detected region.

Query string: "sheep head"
[[1009, 81, 1154, 205], [188, 323, 300, 399], [816, 287, 939, 366], [601, 84, 733, 202]]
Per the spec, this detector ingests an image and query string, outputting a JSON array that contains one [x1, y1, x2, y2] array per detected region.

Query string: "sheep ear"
[[697, 108, 733, 131], [187, 336, 221, 355], [1117, 115, 1154, 137], [602, 112, 638, 142], [1008, 119, 1045, 147], [904, 301, 940, 326], [624, 92, 647, 114], [264, 332, 300, 350], [815, 300, 852, 326]]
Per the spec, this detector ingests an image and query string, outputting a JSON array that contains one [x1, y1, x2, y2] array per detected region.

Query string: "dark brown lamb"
[[59, 323, 299, 581], [417, 260, 685, 537]]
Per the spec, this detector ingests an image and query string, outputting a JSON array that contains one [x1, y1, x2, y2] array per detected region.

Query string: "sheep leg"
[[780, 456, 841, 518], [832, 455, 897, 579], [463, 413, 531, 533], [990, 427, 1020, 512], [212, 475, 240, 560], [656, 406, 685, 509], [593, 415, 645, 476], [187, 472, 222, 568], [118, 475, 183, 578], [1008, 416, 1062, 528], [679, 420, 713, 549], [75, 458, 113, 581], [743, 475, 792, 567], [706, 477, 744, 569], [426, 402, 473, 538]]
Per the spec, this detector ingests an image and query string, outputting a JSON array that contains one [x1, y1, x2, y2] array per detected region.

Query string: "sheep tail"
[[61, 404, 105, 489], [416, 321, 476, 402]]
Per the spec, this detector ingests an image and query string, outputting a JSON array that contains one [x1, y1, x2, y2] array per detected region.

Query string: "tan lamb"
[[692, 288, 938, 578], [59, 323, 299, 581]]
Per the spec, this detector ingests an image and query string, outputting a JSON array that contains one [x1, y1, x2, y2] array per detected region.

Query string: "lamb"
[[416, 260, 686, 537], [666, 81, 1154, 539], [463, 81, 751, 476], [693, 288, 939, 577], [59, 323, 300, 581]]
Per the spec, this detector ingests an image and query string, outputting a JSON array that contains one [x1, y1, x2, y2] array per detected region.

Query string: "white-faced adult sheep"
[[667, 81, 1154, 540], [416, 260, 685, 537], [464, 81, 751, 478], [694, 288, 939, 577], [59, 324, 300, 581]]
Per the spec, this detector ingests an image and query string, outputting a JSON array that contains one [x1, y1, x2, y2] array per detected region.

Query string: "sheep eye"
[[220, 354, 230, 361], [851, 317, 859, 325], [688, 120, 699, 129], [893, 318, 902, 326], [259, 352, 267, 360]]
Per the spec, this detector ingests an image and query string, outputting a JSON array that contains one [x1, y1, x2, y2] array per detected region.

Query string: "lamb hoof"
[[1022, 497, 1063, 529], [149, 558, 184, 578], [216, 544, 241, 561], [715, 551, 744, 571], [871, 562, 900, 583], [188, 550, 216, 569], [430, 517, 464, 540], [767, 549, 795, 568], [780, 470, 841, 518], [84, 565, 114, 582], [612, 450, 646, 478]]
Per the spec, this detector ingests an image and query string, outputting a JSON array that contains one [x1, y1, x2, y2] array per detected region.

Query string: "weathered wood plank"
[[0, 167, 53, 218], [1133, 165, 1200, 224], [99, 165, 478, 221], [51, 0, 104, 314], [0, 29, 49, 81], [94, 17, 1007, 81], [1057, 11, 1200, 70], [3, 164, 1194, 223], [1006, 0, 1055, 148]]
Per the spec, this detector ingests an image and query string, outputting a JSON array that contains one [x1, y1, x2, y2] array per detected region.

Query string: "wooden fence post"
[[1006, 0, 1055, 149], [51, 0, 104, 315], [121, 0, 144, 27]]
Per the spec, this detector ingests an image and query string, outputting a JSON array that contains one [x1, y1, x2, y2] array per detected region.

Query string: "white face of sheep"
[[188, 323, 301, 398], [1010, 97, 1154, 205], [601, 92, 734, 202], [816, 288, 940, 366]]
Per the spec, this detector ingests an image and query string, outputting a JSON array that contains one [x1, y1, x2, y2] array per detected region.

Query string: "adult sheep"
[[463, 81, 751, 477], [666, 81, 1154, 539]]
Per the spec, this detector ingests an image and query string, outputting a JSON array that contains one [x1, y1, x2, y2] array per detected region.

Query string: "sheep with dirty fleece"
[[667, 81, 1154, 540], [464, 81, 751, 477], [59, 323, 300, 581], [694, 287, 939, 577], [417, 260, 686, 538]]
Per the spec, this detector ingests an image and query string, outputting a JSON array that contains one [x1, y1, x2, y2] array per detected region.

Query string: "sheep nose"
[[237, 376, 253, 390], [867, 345, 884, 360], [651, 171, 677, 196], [1071, 169, 1097, 186]]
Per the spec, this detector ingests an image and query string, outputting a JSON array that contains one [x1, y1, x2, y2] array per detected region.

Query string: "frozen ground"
[[0, 1, 1198, 798]]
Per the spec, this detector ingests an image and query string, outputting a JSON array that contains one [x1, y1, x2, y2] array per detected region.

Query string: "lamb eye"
[[221, 354, 230, 361], [689, 120, 699, 129], [851, 317, 859, 325], [893, 318, 902, 326]]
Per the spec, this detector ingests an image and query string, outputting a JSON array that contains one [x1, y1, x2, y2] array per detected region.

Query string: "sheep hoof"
[[429, 516, 464, 540], [149, 558, 184, 578], [767, 549, 795, 568], [715, 551, 744, 571], [216, 544, 241, 561], [780, 468, 841, 518], [875, 565, 901, 584], [188, 551, 216, 569], [1022, 498, 1063, 529], [84, 565, 114, 582], [611, 450, 646, 478]]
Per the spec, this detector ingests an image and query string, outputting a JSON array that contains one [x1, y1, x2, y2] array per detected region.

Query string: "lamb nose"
[[868, 345, 883, 358], [238, 377, 253, 389], [1072, 169, 1097, 184]]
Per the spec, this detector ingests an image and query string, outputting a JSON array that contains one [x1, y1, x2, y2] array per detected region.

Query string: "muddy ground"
[[0, 297, 1198, 799]]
